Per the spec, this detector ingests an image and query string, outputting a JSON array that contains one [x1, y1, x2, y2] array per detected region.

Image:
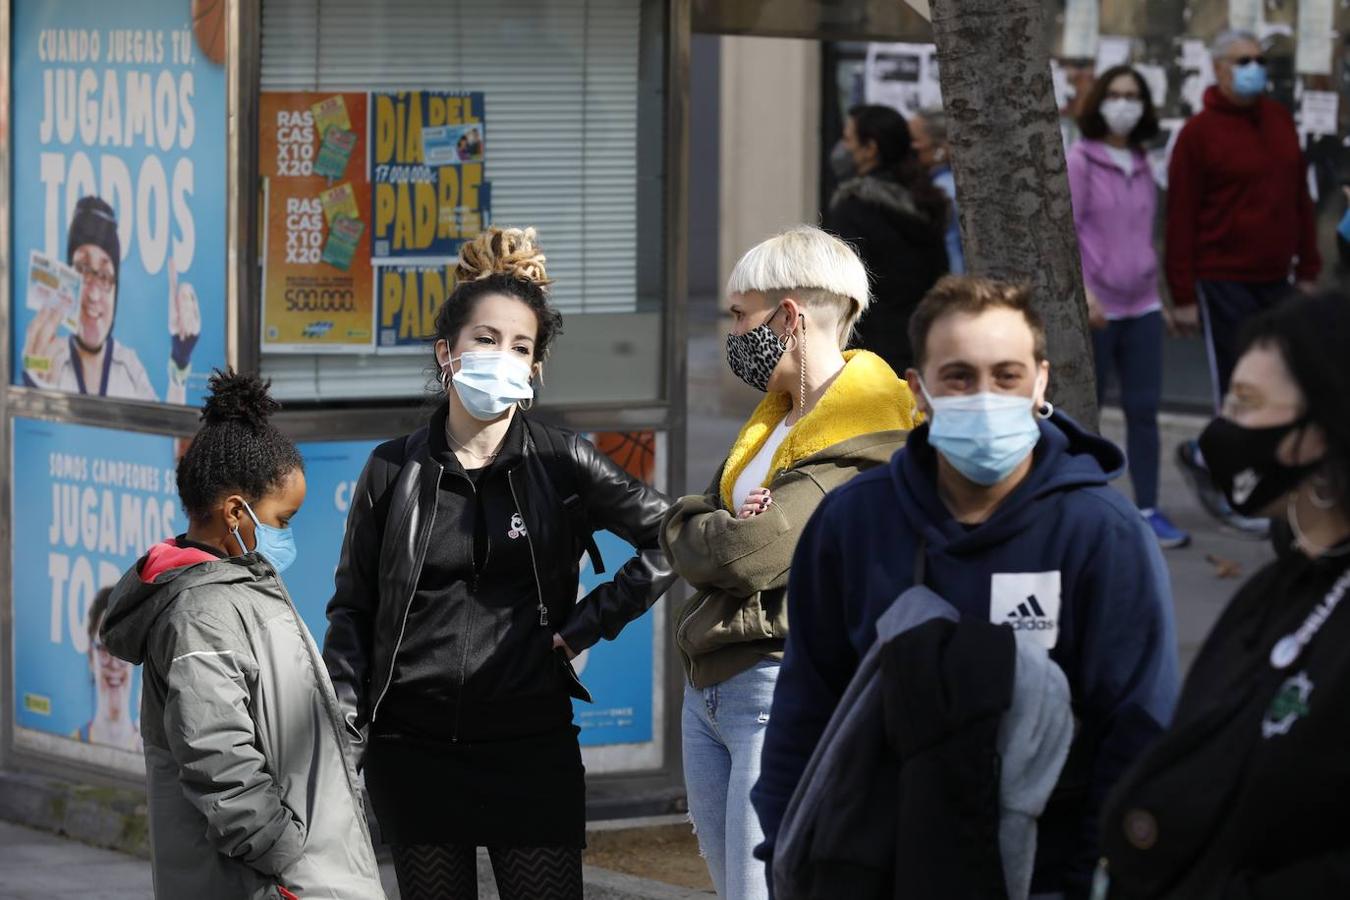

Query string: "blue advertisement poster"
[[287, 439, 382, 636], [11, 422, 654, 755], [11, 417, 183, 751], [573, 531, 654, 747], [10, 0, 228, 405]]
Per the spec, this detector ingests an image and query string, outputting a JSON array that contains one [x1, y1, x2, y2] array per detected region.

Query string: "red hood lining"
[[140, 539, 221, 583]]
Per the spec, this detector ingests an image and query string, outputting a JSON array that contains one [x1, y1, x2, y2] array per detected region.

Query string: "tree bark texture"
[[929, 0, 1099, 428]]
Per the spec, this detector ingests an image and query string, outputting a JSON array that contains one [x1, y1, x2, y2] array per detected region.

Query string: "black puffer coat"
[[826, 173, 949, 373]]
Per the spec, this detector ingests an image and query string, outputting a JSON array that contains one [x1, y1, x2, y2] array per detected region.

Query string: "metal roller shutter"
[[259, 0, 640, 400]]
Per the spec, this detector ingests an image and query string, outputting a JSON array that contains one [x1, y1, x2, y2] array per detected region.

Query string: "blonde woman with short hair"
[[662, 225, 921, 898]]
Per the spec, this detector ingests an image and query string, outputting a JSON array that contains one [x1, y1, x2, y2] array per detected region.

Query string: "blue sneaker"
[[1143, 509, 1191, 549]]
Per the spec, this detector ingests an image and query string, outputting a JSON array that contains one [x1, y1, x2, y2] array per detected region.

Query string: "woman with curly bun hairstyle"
[[98, 371, 384, 900], [324, 227, 676, 900]]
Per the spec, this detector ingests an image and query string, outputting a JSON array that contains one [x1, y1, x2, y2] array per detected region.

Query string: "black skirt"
[[364, 725, 586, 849]]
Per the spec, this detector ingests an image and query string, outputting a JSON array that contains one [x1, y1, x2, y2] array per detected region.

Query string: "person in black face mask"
[[1095, 292, 1350, 900]]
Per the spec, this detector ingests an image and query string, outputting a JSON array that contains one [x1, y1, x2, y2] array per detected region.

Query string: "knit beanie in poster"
[[66, 196, 121, 293]]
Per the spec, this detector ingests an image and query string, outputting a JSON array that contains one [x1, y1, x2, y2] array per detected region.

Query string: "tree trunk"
[[929, 0, 1099, 428]]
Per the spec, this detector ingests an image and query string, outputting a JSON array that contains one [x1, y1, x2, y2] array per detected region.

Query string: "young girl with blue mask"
[[324, 226, 674, 900], [98, 371, 384, 900]]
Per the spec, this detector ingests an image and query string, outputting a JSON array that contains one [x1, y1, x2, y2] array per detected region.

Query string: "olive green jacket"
[[663, 351, 916, 688]]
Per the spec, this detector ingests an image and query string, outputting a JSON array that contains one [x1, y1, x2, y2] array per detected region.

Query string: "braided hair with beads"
[[176, 370, 303, 522]]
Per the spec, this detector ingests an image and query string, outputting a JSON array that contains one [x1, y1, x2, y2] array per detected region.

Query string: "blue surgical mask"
[[920, 378, 1046, 486], [446, 350, 535, 421], [1233, 62, 1268, 98], [232, 500, 298, 574]]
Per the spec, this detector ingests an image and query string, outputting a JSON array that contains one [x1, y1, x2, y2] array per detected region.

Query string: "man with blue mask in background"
[[753, 276, 1178, 898], [1167, 30, 1320, 535]]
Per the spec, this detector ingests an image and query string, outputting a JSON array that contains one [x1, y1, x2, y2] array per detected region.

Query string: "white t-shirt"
[[732, 417, 792, 510], [1104, 144, 1136, 177]]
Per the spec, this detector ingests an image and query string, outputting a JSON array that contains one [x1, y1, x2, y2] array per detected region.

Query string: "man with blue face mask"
[[752, 276, 1179, 898], [1167, 30, 1320, 534]]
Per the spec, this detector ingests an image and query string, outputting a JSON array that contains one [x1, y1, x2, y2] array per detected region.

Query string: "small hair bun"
[[455, 226, 551, 288], [200, 370, 281, 431]]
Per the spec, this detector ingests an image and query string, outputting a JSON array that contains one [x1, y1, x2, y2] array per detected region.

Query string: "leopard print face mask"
[[726, 308, 789, 392]]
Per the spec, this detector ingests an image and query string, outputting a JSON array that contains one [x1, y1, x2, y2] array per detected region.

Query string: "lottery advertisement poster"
[[259, 89, 492, 355], [370, 90, 491, 353], [259, 91, 376, 352], [369, 90, 489, 261], [375, 263, 458, 351], [9, 0, 228, 405]]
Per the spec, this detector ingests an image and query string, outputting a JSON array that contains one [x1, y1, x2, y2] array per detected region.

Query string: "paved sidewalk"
[[0, 821, 155, 898], [0, 821, 709, 899]]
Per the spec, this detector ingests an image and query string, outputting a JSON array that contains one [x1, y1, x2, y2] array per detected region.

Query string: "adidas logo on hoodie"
[[990, 571, 1062, 650]]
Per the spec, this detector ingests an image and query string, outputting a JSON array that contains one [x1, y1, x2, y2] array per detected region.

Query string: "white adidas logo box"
[[989, 571, 1062, 650]]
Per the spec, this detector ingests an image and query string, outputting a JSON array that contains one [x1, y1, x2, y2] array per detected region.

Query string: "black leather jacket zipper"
[[370, 462, 444, 725], [508, 469, 550, 629]]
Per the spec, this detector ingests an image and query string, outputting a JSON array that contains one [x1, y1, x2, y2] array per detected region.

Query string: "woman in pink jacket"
[[1068, 65, 1189, 549]]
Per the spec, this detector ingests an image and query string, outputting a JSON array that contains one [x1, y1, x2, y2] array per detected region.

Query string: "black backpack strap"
[[526, 419, 605, 574], [560, 490, 606, 576]]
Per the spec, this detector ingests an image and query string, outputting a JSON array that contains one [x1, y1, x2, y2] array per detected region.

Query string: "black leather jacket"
[[322, 409, 676, 745]]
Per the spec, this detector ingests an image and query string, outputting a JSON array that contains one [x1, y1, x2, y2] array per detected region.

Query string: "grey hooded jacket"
[[102, 541, 385, 900], [772, 586, 1073, 900]]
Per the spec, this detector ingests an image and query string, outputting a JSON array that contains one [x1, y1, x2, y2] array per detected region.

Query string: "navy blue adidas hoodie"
[[752, 412, 1179, 897]]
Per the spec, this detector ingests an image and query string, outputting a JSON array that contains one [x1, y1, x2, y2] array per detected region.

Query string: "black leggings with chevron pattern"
[[391, 843, 583, 900]]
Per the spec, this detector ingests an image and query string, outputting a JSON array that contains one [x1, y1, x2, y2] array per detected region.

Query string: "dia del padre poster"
[[259, 90, 492, 354]]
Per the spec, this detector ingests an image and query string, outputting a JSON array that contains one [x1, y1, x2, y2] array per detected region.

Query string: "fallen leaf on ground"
[[1205, 554, 1243, 579]]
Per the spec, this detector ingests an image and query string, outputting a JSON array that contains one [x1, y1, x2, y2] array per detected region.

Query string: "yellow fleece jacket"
[[718, 349, 921, 509]]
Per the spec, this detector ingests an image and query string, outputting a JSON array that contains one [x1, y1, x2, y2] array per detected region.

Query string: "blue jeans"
[[682, 661, 779, 900], [1092, 311, 1163, 510]]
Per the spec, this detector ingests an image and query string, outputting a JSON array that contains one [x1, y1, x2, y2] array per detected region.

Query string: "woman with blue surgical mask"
[[323, 227, 675, 900]]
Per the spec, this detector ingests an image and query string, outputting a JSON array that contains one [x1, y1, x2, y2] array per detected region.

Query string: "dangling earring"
[[797, 318, 808, 416], [1309, 474, 1339, 510], [436, 341, 452, 388], [518, 366, 540, 412]]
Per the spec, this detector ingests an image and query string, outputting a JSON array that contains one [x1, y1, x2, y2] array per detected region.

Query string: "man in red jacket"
[[1167, 30, 1320, 532]]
